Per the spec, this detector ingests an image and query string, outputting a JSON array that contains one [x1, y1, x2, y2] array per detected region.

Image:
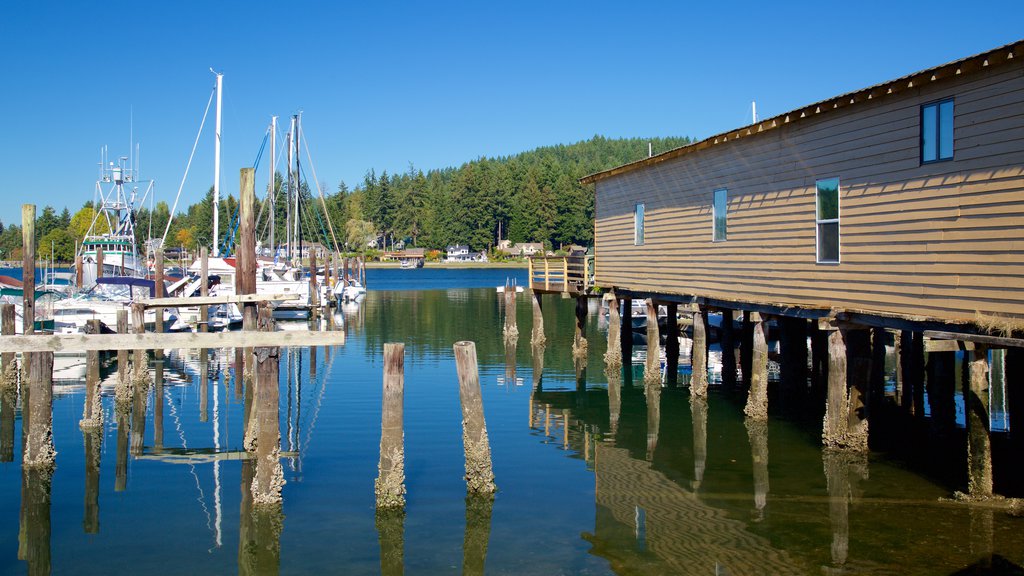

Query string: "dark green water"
[[3, 268, 1024, 575]]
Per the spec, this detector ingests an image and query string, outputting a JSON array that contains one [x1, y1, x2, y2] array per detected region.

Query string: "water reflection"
[[463, 495, 494, 576], [375, 508, 405, 576], [19, 467, 52, 576], [83, 430, 100, 534]]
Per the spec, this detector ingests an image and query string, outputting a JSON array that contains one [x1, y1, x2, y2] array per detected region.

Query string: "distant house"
[[446, 244, 487, 263], [516, 242, 545, 257], [399, 248, 425, 268]]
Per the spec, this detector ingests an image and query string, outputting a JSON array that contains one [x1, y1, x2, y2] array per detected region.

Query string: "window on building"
[[713, 188, 728, 241], [816, 178, 840, 263], [921, 98, 954, 163], [634, 203, 645, 246]]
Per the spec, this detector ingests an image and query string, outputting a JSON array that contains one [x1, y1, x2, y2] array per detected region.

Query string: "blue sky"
[[0, 1, 1021, 228]]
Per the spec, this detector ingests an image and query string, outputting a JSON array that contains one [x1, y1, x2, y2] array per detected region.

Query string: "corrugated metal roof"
[[580, 39, 1023, 185]]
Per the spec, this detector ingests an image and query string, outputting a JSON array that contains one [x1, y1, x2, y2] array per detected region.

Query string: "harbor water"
[[2, 267, 1024, 574]]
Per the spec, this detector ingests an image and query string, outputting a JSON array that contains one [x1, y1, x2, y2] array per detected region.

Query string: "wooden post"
[[252, 302, 284, 505], [24, 351, 55, 468], [1, 304, 16, 387], [22, 204, 35, 335], [965, 346, 993, 497], [742, 313, 769, 420], [665, 303, 679, 387], [453, 341, 496, 494], [74, 254, 83, 289], [927, 350, 957, 435], [375, 343, 406, 509], [502, 283, 518, 343], [720, 308, 738, 390], [604, 293, 621, 368], [740, 311, 754, 390], [573, 296, 588, 365], [869, 327, 887, 417], [691, 304, 708, 397], [643, 299, 660, 384], [530, 290, 545, 347], [115, 309, 130, 405], [239, 168, 257, 331], [620, 297, 633, 365], [823, 327, 870, 450], [1008, 348, 1024, 447], [0, 311, 14, 460], [95, 245, 104, 280], [199, 246, 209, 333], [80, 319, 103, 430]]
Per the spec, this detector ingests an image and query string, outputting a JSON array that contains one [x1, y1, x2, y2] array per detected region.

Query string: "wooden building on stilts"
[[530, 39, 1024, 500]]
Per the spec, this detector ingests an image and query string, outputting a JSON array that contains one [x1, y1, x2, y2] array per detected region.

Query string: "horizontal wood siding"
[[595, 62, 1024, 323]]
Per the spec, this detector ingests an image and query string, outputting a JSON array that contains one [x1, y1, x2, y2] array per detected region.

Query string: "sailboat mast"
[[270, 116, 277, 261], [212, 71, 223, 257], [295, 113, 302, 265], [286, 123, 293, 262]]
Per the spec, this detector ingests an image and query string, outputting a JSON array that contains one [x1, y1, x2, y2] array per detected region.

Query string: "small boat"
[[50, 277, 186, 334]]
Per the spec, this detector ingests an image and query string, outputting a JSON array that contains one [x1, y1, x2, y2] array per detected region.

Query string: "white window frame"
[[815, 177, 840, 264], [712, 188, 727, 242], [634, 203, 645, 246]]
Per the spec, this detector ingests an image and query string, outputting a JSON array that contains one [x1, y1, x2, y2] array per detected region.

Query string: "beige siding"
[[594, 62, 1024, 323]]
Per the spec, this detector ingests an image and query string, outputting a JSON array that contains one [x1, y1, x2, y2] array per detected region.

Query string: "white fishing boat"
[[77, 153, 153, 285]]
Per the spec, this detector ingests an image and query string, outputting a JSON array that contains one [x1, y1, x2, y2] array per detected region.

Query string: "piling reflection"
[[644, 380, 660, 461], [375, 508, 405, 576], [200, 349, 209, 422], [690, 397, 707, 491], [463, 494, 494, 576], [154, 360, 164, 449], [822, 449, 868, 571], [239, 460, 283, 576], [19, 466, 52, 576], [115, 405, 129, 492], [745, 418, 769, 521], [83, 430, 100, 533], [607, 367, 622, 436], [130, 375, 147, 457]]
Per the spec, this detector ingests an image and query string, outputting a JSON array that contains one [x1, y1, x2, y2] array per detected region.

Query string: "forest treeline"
[[0, 135, 691, 262]]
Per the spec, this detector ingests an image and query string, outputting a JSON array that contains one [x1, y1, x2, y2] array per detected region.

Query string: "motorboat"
[[50, 277, 186, 334]]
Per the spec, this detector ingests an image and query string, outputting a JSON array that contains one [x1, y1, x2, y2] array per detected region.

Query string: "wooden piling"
[[743, 313, 769, 421], [530, 290, 545, 347], [741, 311, 754, 390], [24, 351, 55, 468], [928, 350, 958, 435], [690, 305, 708, 397], [572, 296, 588, 365], [132, 303, 149, 388], [79, 319, 103, 430], [643, 299, 660, 384], [252, 302, 284, 505], [502, 283, 518, 344], [453, 341, 496, 494], [720, 308, 738, 390], [1, 304, 16, 387], [95, 245, 104, 280], [22, 204, 35, 335], [965, 346, 993, 498], [604, 293, 622, 368], [375, 343, 406, 509], [845, 329, 872, 450], [239, 168, 257, 330], [665, 303, 679, 388], [0, 354, 14, 462], [823, 328, 848, 448], [115, 309, 131, 406], [199, 247, 209, 333], [620, 297, 633, 364], [75, 254, 83, 289]]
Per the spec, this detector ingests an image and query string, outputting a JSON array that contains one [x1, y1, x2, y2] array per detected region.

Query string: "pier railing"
[[528, 255, 593, 295]]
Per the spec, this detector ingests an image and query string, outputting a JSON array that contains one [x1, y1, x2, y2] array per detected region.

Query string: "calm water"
[[3, 267, 1024, 574]]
